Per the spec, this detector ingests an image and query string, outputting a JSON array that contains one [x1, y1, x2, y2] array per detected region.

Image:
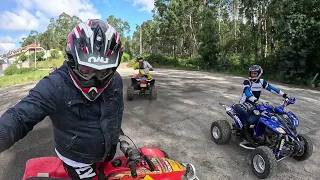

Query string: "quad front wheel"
[[293, 134, 313, 161], [127, 86, 134, 101], [210, 120, 231, 144], [251, 146, 277, 179]]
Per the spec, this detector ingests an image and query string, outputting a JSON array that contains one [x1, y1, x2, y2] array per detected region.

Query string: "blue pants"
[[248, 115, 260, 124]]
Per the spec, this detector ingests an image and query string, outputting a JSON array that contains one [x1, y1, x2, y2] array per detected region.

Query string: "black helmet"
[[136, 56, 143, 61], [65, 19, 123, 101]]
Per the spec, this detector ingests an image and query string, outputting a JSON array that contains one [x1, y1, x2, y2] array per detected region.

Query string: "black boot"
[[243, 123, 254, 143]]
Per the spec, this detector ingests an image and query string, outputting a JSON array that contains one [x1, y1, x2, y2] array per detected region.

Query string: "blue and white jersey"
[[239, 79, 284, 104]]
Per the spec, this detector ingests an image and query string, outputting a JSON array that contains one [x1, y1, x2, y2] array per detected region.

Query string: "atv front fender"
[[139, 147, 165, 158], [255, 117, 286, 136]]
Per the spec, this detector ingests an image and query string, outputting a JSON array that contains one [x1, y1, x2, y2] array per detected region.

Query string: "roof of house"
[[7, 43, 43, 58]]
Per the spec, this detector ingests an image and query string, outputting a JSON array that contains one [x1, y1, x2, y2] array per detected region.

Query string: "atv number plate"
[[140, 84, 147, 87]]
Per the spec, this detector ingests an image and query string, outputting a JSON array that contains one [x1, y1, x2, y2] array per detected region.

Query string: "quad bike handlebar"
[[119, 139, 156, 178], [282, 96, 295, 108], [256, 97, 295, 109]]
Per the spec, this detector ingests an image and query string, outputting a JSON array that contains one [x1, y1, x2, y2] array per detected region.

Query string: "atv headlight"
[[276, 127, 286, 134]]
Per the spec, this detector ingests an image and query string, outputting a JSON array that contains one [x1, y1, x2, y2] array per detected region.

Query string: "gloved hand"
[[254, 100, 263, 106], [106, 144, 117, 162], [283, 93, 291, 99]]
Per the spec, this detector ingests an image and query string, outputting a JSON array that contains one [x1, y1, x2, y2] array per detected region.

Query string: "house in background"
[[6, 43, 46, 67], [0, 57, 8, 71]]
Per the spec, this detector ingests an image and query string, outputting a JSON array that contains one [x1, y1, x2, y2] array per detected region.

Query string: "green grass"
[[0, 56, 64, 88], [0, 70, 48, 88], [0, 52, 135, 88], [31, 56, 65, 69]]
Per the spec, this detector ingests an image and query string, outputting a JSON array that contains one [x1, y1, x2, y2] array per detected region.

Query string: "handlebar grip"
[[143, 155, 155, 171], [120, 140, 130, 157], [128, 161, 137, 178]]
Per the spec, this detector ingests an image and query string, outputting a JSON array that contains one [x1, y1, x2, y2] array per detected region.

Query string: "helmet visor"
[[249, 65, 260, 72], [74, 64, 113, 81]]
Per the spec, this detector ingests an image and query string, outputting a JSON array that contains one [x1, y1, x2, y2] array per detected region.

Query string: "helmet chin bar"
[[84, 87, 101, 101], [69, 69, 104, 101]]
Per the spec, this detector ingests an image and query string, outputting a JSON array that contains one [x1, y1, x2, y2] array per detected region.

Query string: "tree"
[[129, 0, 319, 85], [106, 15, 130, 38]]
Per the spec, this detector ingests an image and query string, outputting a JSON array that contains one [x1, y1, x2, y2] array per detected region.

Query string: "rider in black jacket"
[[0, 19, 124, 179]]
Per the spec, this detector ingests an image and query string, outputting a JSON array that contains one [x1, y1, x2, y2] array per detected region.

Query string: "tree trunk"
[[250, 0, 258, 63], [189, 11, 198, 56], [233, 0, 238, 53], [270, 18, 275, 56]]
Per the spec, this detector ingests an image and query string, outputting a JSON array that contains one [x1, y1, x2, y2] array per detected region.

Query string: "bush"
[[18, 53, 28, 62], [122, 53, 130, 62], [50, 49, 59, 59], [4, 65, 36, 75], [29, 52, 45, 61]]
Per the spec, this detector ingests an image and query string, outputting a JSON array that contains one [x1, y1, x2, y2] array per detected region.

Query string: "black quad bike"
[[127, 70, 157, 101]]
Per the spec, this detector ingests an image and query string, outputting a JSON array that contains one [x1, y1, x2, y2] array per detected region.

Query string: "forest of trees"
[[20, 0, 320, 86], [131, 0, 320, 85]]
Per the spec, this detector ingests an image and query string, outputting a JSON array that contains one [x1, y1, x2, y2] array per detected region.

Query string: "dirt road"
[[0, 64, 319, 180]]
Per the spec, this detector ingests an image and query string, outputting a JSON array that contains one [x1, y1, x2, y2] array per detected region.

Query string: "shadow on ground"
[[0, 67, 319, 180]]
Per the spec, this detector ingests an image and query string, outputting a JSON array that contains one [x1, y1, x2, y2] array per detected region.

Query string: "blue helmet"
[[249, 65, 263, 80]]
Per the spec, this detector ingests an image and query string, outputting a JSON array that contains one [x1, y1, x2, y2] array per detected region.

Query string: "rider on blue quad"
[[236, 65, 292, 143]]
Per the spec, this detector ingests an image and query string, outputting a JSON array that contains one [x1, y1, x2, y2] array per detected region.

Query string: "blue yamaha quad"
[[210, 98, 313, 179]]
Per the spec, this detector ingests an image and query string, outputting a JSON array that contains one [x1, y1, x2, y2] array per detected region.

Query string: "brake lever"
[[127, 160, 137, 178], [143, 155, 156, 171], [126, 149, 141, 178]]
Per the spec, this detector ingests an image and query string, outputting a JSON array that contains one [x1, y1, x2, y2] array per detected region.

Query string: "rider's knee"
[[248, 115, 259, 124]]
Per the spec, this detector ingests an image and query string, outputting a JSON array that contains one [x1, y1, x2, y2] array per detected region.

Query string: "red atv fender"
[[139, 147, 165, 158], [22, 148, 166, 180], [22, 157, 68, 180]]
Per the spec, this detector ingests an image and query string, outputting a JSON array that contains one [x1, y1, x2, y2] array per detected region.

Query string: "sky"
[[0, 0, 155, 55]]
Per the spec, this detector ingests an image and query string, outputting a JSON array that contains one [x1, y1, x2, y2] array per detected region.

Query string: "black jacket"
[[0, 62, 124, 164]]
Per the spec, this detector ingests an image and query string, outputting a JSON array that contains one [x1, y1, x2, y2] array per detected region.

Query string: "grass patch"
[[0, 70, 48, 88], [31, 56, 64, 69]]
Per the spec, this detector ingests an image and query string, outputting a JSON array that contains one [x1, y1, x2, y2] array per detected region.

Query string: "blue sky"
[[0, 0, 154, 54]]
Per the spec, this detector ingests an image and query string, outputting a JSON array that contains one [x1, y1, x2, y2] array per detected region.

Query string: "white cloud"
[[0, 36, 16, 54], [0, 9, 39, 31], [0, 37, 15, 43], [15, 0, 101, 21], [0, 0, 102, 53], [0, 0, 101, 32], [126, 0, 155, 12], [35, 11, 50, 30]]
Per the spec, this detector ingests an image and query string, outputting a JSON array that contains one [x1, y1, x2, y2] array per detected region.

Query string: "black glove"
[[106, 144, 117, 162], [254, 99, 261, 105], [283, 94, 291, 99]]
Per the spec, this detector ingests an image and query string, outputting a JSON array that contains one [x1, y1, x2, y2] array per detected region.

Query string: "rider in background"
[[236, 65, 292, 142], [133, 56, 153, 79], [0, 19, 124, 180]]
